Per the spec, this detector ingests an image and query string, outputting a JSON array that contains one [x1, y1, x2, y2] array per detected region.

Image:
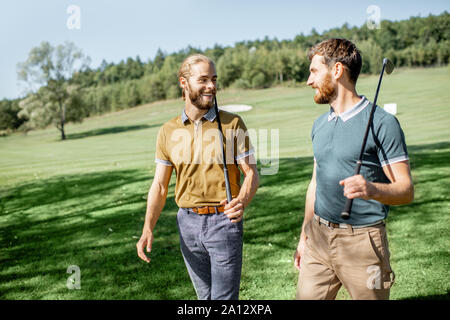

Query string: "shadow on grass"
[[0, 169, 189, 299], [388, 141, 450, 219], [407, 141, 450, 154], [244, 156, 313, 248], [0, 140, 448, 299], [402, 289, 450, 300], [241, 142, 450, 299], [407, 141, 450, 174], [66, 124, 160, 140]]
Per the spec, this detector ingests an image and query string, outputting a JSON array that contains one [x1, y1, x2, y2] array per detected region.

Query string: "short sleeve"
[[233, 116, 254, 162], [155, 126, 172, 166], [375, 115, 409, 166]]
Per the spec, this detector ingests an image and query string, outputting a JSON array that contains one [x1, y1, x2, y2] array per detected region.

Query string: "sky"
[[1, 0, 448, 100]]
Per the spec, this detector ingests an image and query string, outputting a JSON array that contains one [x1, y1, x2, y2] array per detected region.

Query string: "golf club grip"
[[341, 161, 362, 219], [341, 199, 353, 220]]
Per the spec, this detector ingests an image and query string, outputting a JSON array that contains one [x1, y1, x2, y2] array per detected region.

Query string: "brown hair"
[[308, 38, 362, 84], [178, 54, 215, 100]]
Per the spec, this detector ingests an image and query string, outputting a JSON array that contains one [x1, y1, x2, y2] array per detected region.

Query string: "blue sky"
[[1, 0, 448, 100]]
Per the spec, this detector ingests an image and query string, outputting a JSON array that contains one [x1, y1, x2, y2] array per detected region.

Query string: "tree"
[[17, 41, 90, 140], [18, 84, 87, 135], [357, 38, 383, 74], [0, 99, 24, 132], [153, 48, 166, 73]]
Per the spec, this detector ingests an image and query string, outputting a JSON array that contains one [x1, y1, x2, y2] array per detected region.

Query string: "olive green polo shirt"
[[155, 107, 254, 208]]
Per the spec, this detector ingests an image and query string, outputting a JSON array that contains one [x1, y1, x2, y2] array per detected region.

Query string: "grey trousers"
[[176, 207, 243, 300]]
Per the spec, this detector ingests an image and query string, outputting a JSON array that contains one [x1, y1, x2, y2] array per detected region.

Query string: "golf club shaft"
[[341, 61, 387, 219], [214, 97, 233, 203]]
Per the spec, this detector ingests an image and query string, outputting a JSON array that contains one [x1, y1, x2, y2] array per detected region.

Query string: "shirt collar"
[[182, 107, 217, 125], [328, 96, 369, 122]]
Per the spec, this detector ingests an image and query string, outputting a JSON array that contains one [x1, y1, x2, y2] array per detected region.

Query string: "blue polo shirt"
[[312, 96, 409, 225]]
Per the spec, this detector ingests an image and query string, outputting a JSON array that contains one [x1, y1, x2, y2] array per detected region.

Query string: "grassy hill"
[[0, 66, 449, 299]]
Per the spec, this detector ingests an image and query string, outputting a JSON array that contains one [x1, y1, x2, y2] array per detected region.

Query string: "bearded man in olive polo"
[[136, 54, 259, 300]]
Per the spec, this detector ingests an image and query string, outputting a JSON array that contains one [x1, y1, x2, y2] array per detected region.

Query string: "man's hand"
[[339, 174, 375, 200], [136, 229, 154, 263], [220, 198, 245, 223], [294, 235, 307, 271]]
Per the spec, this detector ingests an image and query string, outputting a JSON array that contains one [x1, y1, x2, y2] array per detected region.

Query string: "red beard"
[[313, 73, 336, 104]]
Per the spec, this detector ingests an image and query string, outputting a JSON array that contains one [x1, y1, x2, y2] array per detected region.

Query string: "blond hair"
[[178, 54, 215, 100]]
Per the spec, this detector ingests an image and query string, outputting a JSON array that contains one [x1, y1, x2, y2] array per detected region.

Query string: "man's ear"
[[333, 62, 345, 80], [179, 77, 187, 90]]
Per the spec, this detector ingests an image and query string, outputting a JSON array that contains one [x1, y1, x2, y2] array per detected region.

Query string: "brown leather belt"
[[314, 214, 384, 229], [192, 205, 226, 214]]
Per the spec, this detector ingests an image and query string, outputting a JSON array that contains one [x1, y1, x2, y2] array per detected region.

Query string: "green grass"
[[1, 66, 449, 299]]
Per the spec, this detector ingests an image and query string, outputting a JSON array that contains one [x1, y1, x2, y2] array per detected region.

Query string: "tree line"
[[1, 12, 448, 137]]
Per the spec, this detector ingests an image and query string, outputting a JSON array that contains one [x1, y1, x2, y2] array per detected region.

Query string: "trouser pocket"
[[366, 227, 395, 290]]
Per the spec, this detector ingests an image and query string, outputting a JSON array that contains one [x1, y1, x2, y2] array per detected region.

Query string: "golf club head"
[[383, 58, 394, 74]]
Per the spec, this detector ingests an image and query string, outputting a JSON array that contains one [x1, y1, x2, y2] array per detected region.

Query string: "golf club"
[[341, 58, 394, 220], [214, 96, 233, 203]]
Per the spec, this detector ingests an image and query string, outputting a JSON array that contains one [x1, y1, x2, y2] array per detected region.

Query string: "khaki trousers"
[[296, 216, 395, 300]]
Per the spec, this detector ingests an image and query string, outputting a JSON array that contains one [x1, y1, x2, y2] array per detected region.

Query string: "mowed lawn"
[[0, 67, 449, 300]]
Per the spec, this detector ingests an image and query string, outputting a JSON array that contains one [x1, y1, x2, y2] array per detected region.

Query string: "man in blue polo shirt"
[[293, 38, 414, 300]]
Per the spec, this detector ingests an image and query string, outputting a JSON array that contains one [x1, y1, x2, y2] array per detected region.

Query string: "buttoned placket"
[[193, 119, 203, 164], [194, 119, 202, 133], [326, 114, 339, 151]]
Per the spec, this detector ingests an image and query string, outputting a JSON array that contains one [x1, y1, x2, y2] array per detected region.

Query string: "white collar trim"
[[328, 96, 370, 122]]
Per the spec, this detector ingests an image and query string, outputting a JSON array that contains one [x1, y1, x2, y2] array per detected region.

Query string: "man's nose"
[[207, 80, 216, 91], [306, 74, 313, 86]]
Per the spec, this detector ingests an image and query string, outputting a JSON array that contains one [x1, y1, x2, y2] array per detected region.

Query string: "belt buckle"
[[194, 206, 219, 215], [319, 217, 331, 228], [196, 206, 207, 214]]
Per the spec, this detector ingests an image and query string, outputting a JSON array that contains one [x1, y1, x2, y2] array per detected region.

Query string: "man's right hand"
[[293, 235, 307, 271], [136, 229, 154, 263]]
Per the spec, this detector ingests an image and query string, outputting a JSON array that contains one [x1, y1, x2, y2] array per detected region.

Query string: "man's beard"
[[313, 73, 336, 104], [188, 84, 216, 110]]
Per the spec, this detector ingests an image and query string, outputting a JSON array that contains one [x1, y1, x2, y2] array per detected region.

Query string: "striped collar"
[[328, 96, 370, 122], [182, 106, 217, 124]]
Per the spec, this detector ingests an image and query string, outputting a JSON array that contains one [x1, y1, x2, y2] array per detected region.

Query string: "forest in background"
[[1, 12, 448, 134]]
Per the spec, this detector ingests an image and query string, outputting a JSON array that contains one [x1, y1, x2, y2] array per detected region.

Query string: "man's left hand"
[[339, 174, 375, 200], [220, 198, 244, 223]]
